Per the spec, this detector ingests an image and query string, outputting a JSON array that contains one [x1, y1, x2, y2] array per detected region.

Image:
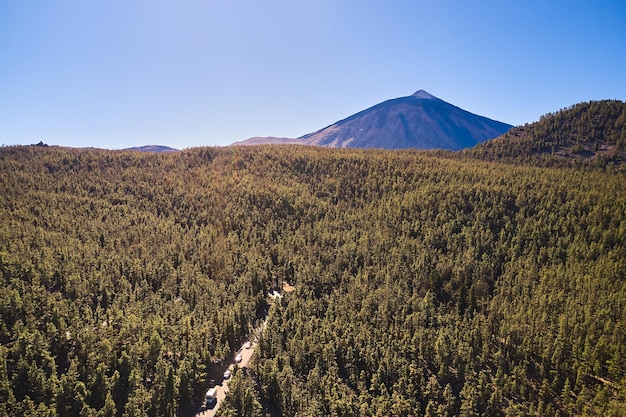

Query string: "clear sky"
[[1, 1, 625, 149]]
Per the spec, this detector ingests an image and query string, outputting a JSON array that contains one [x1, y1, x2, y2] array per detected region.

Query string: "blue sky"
[[1, 1, 625, 149]]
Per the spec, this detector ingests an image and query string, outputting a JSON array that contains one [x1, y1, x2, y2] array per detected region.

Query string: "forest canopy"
[[0, 144, 625, 416], [464, 99, 626, 170]]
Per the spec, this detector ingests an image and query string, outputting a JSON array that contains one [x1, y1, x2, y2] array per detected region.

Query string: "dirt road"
[[195, 341, 256, 417], [195, 289, 289, 417]]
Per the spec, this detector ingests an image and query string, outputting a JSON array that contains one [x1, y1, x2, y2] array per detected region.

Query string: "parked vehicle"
[[235, 354, 242, 363], [223, 369, 232, 380], [243, 341, 252, 349], [205, 387, 217, 407]]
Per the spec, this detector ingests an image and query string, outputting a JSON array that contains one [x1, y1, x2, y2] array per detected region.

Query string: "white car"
[[235, 354, 242, 363], [205, 387, 217, 407], [243, 341, 252, 349], [223, 369, 232, 380]]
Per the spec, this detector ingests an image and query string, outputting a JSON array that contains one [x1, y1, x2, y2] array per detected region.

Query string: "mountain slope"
[[299, 90, 512, 150], [232, 137, 302, 146], [123, 145, 179, 152], [465, 99, 626, 169], [233, 90, 512, 150]]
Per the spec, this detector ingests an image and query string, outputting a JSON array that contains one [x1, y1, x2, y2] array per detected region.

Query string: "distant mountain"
[[465, 99, 626, 169], [124, 145, 179, 152], [234, 137, 302, 146], [233, 90, 512, 150]]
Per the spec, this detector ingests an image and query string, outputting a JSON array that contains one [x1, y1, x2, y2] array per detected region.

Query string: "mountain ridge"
[[465, 99, 626, 170], [123, 145, 179, 152]]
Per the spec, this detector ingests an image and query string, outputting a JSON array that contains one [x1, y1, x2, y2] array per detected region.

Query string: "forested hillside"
[[465, 99, 626, 170], [1, 145, 625, 416]]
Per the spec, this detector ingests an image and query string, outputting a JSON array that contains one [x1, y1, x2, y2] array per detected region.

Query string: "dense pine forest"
[[1, 106, 626, 416], [465, 99, 626, 169]]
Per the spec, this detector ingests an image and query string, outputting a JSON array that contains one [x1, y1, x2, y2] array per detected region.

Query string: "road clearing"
[[195, 339, 256, 417]]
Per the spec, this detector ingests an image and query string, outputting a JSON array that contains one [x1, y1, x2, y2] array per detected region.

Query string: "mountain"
[[124, 145, 179, 152], [464, 99, 626, 169], [233, 137, 302, 146], [233, 90, 513, 150]]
